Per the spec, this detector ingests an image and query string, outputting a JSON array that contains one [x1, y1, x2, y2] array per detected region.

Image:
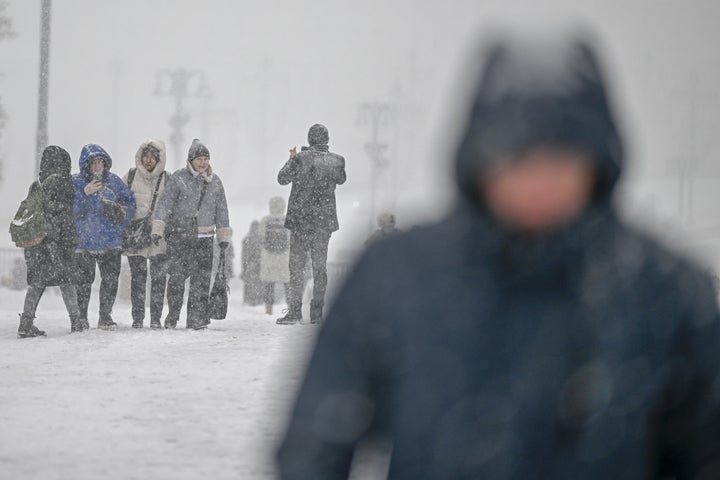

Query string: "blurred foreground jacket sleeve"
[[277, 248, 391, 479]]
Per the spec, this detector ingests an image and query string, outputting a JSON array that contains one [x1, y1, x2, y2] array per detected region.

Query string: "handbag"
[[208, 248, 229, 320], [123, 171, 165, 251]]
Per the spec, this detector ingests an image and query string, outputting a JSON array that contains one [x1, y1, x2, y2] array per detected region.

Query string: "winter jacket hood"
[[308, 124, 329, 146], [133, 139, 167, 180], [455, 31, 624, 206], [79, 144, 113, 180], [39, 145, 72, 183], [73, 144, 135, 251]]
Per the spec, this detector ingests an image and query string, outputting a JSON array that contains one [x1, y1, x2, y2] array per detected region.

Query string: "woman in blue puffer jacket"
[[73, 144, 136, 330]]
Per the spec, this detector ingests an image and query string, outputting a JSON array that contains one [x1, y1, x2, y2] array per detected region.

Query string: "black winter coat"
[[24, 146, 79, 286], [277, 35, 720, 479], [278, 141, 346, 233]]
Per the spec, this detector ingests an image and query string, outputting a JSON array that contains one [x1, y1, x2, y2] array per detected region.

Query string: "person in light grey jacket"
[[151, 138, 231, 330]]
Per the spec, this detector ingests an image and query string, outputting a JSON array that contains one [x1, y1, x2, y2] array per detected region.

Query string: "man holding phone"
[[277, 124, 346, 325]]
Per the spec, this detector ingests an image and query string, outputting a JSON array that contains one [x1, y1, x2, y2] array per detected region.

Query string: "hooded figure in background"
[[277, 32, 720, 479], [151, 138, 232, 330], [277, 124, 346, 324], [73, 143, 136, 330], [259, 196, 291, 315], [122, 139, 169, 329], [18, 146, 86, 337], [241, 220, 264, 306]]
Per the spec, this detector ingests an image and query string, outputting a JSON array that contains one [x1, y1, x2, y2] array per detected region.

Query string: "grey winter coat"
[[278, 126, 346, 233], [152, 162, 232, 244]]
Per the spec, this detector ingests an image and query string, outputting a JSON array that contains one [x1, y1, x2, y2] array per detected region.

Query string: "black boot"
[[276, 306, 302, 325], [150, 318, 162, 329], [164, 313, 179, 329], [131, 318, 143, 329], [98, 315, 118, 331], [70, 315, 88, 333], [310, 300, 324, 325], [18, 314, 46, 338]]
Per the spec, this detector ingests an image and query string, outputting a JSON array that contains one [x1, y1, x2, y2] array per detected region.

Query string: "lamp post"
[[358, 102, 391, 234], [154, 68, 211, 170], [34, 0, 51, 175]]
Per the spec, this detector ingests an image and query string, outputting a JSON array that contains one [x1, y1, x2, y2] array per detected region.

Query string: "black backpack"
[[9, 177, 54, 248], [264, 219, 289, 254]]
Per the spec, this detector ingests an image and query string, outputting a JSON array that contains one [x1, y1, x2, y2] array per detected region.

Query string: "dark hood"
[[308, 124, 329, 146], [39, 145, 72, 182], [455, 32, 624, 206]]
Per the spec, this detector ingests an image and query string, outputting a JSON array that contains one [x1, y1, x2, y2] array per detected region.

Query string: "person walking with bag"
[[73, 144, 136, 330], [122, 140, 169, 329], [151, 139, 231, 330], [259, 197, 291, 316], [15, 146, 86, 337]]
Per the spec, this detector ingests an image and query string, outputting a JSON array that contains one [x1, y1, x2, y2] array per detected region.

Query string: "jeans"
[[288, 229, 331, 319], [127, 255, 168, 324], [76, 249, 122, 321], [166, 237, 214, 328]]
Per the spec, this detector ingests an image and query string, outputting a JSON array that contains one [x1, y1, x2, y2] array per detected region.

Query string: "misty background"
[[1, 0, 719, 271]]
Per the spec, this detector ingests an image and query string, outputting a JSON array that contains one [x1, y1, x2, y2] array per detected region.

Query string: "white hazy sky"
[[1, 0, 719, 264]]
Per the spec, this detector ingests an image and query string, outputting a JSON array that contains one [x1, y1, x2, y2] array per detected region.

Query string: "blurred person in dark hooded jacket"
[[277, 31, 720, 479], [17, 146, 87, 337], [276, 124, 346, 325]]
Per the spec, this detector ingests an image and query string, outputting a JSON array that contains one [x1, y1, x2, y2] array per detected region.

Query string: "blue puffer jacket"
[[73, 144, 136, 251]]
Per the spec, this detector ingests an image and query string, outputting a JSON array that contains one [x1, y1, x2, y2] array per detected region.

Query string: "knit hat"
[[188, 138, 210, 161]]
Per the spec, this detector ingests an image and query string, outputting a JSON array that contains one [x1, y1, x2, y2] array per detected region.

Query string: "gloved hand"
[[152, 234, 162, 246], [219, 241, 229, 250]]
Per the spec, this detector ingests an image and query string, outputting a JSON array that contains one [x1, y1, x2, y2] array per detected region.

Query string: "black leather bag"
[[122, 217, 152, 251], [208, 249, 228, 320]]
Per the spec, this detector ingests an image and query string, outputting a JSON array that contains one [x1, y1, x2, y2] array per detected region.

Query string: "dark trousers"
[[127, 255, 168, 324], [22, 284, 81, 320], [288, 229, 331, 319], [167, 237, 214, 328], [76, 250, 122, 321]]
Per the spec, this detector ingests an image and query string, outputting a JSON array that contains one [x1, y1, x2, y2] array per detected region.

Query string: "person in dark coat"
[[276, 32, 720, 479], [365, 212, 399, 246], [18, 146, 86, 337], [276, 124, 346, 324], [240, 221, 263, 306], [73, 144, 136, 330]]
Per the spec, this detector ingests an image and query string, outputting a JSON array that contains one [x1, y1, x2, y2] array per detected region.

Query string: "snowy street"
[[0, 279, 318, 480]]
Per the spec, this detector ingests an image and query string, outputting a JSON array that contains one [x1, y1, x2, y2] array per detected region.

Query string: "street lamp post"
[[358, 102, 391, 234], [35, 0, 51, 175], [154, 68, 211, 170]]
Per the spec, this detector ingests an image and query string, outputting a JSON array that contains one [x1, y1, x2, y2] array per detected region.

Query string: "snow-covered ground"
[[0, 279, 320, 479]]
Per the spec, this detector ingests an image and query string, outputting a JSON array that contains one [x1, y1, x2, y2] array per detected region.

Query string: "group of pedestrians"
[[15, 138, 231, 337]]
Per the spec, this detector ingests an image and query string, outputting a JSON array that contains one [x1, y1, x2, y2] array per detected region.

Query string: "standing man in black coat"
[[277, 33, 720, 479], [277, 124, 346, 325]]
